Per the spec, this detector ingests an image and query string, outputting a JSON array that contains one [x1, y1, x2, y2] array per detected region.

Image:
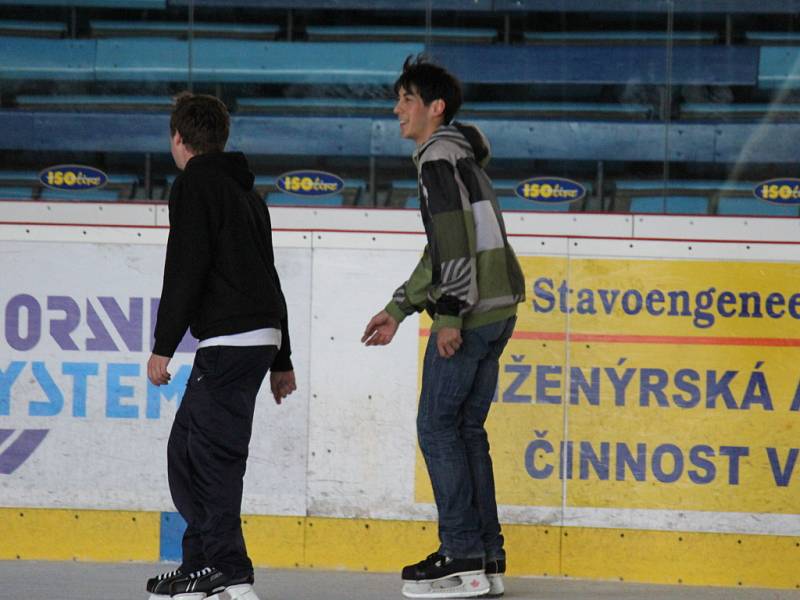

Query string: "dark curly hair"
[[394, 54, 462, 124], [169, 92, 230, 154]]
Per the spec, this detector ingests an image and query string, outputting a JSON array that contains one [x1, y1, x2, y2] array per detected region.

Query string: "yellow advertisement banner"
[[416, 256, 800, 514]]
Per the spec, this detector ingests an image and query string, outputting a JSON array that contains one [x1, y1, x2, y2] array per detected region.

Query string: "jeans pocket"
[[194, 346, 221, 377]]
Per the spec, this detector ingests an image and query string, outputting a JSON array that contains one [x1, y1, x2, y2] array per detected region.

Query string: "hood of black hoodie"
[[184, 151, 255, 191]]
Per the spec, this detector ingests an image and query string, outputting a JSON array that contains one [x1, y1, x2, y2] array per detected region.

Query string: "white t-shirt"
[[197, 327, 281, 349]]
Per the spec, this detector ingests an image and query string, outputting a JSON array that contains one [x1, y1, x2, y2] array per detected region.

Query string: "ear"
[[429, 98, 446, 119]]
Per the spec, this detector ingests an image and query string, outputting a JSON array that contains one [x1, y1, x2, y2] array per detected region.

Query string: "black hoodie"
[[153, 151, 292, 371]]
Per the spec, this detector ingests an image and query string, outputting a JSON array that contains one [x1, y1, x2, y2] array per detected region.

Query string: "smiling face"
[[393, 85, 445, 146]]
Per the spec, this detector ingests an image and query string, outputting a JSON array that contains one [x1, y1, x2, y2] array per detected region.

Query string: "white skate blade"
[[402, 571, 490, 599], [207, 584, 261, 600], [484, 574, 504, 597], [147, 595, 170, 600], [172, 594, 205, 600]]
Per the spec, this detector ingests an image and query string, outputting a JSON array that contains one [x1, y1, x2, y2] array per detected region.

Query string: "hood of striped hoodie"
[[413, 122, 492, 169]]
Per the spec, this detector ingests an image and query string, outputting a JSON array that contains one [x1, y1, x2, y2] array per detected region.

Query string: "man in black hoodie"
[[146, 92, 295, 600]]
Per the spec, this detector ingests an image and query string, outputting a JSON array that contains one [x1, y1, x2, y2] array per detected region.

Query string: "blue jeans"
[[417, 315, 516, 560]]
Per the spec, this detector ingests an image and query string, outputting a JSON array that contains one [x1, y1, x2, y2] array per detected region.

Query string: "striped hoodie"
[[385, 122, 526, 331]]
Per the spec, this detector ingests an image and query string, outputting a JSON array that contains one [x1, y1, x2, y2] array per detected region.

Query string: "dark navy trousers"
[[167, 345, 276, 578]]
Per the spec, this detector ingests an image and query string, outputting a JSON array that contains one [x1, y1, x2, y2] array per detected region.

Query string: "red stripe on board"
[[418, 329, 800, 347]]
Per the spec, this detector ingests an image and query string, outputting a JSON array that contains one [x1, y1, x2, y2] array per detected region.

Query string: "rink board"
[[3, 508, 800, 588], [1, 205, 800, 588]]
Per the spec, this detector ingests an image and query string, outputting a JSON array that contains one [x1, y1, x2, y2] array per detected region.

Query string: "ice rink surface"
[[1, 561, 799, 600]]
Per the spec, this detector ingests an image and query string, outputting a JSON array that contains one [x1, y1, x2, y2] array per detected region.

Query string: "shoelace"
[[158, 569, 180, 580], [187, 567, 213, 579], [421, 552, 447, 568]]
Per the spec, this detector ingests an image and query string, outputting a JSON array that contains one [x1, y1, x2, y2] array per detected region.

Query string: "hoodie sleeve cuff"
[[432, 314, 462, 331], [271, 351, 293, 372], [384, 302, 407, 324], [152, 340, 176, 358]]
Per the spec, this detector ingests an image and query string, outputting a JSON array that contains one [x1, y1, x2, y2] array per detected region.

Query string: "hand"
[[361, 310, 399, 346], [270, 370, 296, 405], [148, 353, 172, 386], [436, 327, 462, 358]]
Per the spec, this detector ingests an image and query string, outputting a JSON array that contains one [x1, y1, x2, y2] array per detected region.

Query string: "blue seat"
[[16, 94, 173, 111], [680, 102, 800, 121], [498, 196, 570, 212], [0, 170, 38, 182], [95, 39, 423, 83], [746, 32, 800, 45], [524, 31, 716, 45], [0, 20, 66, 37], [616, 179, 754, 194], [90, 20, 279, 39], [460, 101, 653, 119], [266, 193, 344, 207], [0, 0, 164, 7], [758, 46, 800, 89], [40, 188, 120, 201], [716, 197, 799, 217], [236, 97, 395, 116], [390, 180, 417, 207], [617, 180, 750, 214], [428, 43, 758, 85], [0, 37, 94, 80], [0, 36, 758, 87], [630, 195, 710, 214], [0, 0, 167, 9], [305, 25, 496, 43], [0, 186, 35, 199], [169, 0, 491, 8]]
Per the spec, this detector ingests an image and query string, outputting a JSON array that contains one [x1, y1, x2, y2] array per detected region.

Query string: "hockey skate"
[[146, 567, 184, 599], [482, 558, 505, 598], [169, 566, 261, 600], [401, 552, 490, 599]]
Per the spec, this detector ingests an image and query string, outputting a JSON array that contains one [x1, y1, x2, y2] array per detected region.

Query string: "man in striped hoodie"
[[362, 55, 525, 599]]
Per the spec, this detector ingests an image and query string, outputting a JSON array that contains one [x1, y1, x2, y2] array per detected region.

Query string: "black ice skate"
[[168, 566, 260, 600], [483, 558, 506, 598], [401, 552, 489, 599], [145, 568, 184, 599]]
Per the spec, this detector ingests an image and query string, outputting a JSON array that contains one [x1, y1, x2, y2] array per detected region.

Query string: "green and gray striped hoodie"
[[385, 122, 526, 331]]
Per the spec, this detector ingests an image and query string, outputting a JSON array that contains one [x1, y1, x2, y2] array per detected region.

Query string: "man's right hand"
[[361, 310, 399, 346]]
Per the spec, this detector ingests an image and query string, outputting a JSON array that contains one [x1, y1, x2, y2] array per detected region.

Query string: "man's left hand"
[[270, 370, 297, 405], [436, 327, 462, 358]]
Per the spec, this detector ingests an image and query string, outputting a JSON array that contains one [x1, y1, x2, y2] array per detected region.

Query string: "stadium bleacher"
[[304, 26, 496, 44], [0, 19, 65, 37], [679, 103, 800, 122], [89, 20, 280, 39], [523, 31, 717, 45], [0, 0, 798, 218]]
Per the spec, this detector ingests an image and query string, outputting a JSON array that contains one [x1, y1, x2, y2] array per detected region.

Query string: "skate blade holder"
[[402, 572, 490, 598], [173, 584, 260, 600], [485, 574, 505, 598]]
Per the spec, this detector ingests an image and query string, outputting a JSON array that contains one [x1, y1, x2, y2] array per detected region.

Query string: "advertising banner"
[[417, 255, 800, 520], [0, 240, 310, 514]]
